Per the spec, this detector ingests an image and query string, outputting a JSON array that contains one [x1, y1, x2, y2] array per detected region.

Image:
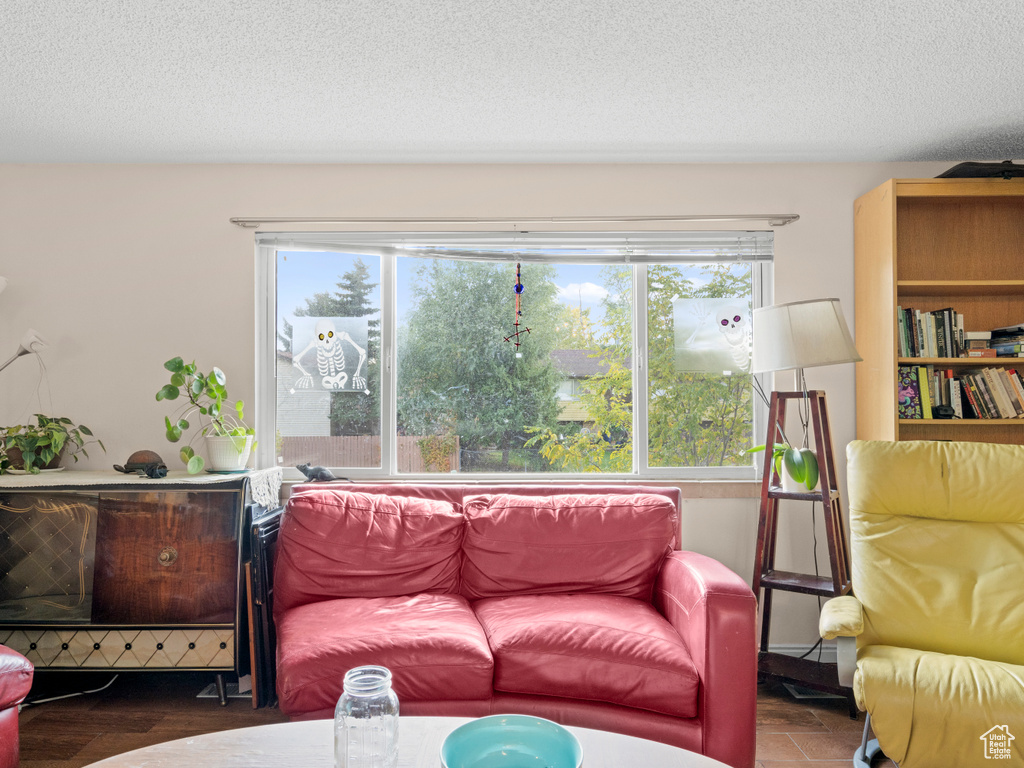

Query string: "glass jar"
[[334, 665, 399, 768]]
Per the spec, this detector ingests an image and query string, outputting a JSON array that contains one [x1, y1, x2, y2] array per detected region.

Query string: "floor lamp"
[[0, 328, 48, 375], [749, 297, 862, 712]]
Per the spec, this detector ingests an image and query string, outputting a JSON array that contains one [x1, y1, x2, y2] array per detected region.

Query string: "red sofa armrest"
[[0, 644, 32, 712], [654, 551, 756, 768], [0, 644, 33, 768]]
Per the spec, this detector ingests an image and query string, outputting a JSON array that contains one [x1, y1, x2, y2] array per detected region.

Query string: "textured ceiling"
[[2, 0, 1023, 163]]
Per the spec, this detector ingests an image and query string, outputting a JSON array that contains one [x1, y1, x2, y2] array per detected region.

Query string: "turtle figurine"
[[113, 450, 169, 478]]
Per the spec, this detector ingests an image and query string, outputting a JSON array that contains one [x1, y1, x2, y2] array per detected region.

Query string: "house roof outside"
[[550, 349, 629, 379]]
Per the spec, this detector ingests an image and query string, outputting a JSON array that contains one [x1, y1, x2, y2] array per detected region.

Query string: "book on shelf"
[[966, 349, 998, 358], [897, 365, 924, 419], [991, 342, 1024, 355], [991, 322, 1024, 335], [1003, 370, 1024, 417], [959, 378, 979, 418], [896, 306, 967, 358], [998, 368, 1024, 417], [917, 366, 933, 419], [981, 368, 1017, 418], [961, 374, 987, 419], [949, 378, 964, 419], [933, 313, 947, 358]]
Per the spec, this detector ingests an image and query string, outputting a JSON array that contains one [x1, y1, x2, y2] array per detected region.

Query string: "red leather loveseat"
[[0, 644, 33, 768], [273, 484, 756, 768]]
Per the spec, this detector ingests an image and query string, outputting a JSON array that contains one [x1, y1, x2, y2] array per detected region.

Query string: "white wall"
[[0, 161, 952, 643]]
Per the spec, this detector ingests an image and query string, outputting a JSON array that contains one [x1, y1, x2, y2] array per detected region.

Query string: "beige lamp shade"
[[752, 298, 861, 373]]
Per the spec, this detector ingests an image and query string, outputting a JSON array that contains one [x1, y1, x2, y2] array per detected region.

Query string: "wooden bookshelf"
[[855, 177, 1024, 444]]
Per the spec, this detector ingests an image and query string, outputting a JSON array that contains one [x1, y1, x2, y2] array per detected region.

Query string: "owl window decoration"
[[673, 298, 752, 374]]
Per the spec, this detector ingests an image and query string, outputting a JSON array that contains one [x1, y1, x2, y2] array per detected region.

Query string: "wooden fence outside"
[[280, 435, 459, 473]]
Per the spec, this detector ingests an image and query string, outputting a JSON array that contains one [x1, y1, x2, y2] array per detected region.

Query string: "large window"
[[258, 232, 771, 479]]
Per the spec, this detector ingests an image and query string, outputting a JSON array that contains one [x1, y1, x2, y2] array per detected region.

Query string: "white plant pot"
[[780, 455, 821, 492], [204, 435, 254, 472]]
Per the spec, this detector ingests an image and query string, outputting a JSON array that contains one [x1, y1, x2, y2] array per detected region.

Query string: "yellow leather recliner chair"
[[821, 440, 1024, 768]]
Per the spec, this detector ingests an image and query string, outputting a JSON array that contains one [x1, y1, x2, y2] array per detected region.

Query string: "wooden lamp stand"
[[750, 389, 857, 716]]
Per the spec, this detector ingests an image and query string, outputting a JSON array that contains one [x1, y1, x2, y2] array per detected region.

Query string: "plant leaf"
[[170, 372, 185, 387], [783, 447, 806, 483], [212, 367, 226, 386], [187, 455, 204, 474], [157, 384, 179, 401], [164, 357, 185, 373], [800, 449, 819, 490], [166, 425, 182, 442]]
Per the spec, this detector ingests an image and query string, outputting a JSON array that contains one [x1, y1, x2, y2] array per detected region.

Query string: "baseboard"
[[768, 642, 838, 665]]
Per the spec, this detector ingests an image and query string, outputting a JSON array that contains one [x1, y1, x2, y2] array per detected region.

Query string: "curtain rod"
[[230, 214, 799, 229]]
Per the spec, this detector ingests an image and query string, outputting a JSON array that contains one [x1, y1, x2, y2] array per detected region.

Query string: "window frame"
[[256, 232, 772, 482]]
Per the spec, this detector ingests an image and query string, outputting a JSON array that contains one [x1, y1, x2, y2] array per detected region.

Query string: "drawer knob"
[[158, 546, 178, 566]]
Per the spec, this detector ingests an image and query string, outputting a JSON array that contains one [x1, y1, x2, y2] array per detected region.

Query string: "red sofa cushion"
[[473, 593, 699, 719], [460, 493, 676, 600], [275, 593, 493, 716], [273, 489, 464, 613]]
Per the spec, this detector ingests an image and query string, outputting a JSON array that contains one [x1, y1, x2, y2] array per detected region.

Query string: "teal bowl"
[[440, 715, 583, 768]]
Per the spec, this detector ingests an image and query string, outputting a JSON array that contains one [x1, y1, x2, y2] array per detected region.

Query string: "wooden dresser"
[[0, 469, 281, 702]]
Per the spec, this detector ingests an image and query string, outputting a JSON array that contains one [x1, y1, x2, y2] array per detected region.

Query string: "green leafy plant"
[[156, 357, 255, 474], [746, 442, 819, 490], [0, 414, 105, 474]]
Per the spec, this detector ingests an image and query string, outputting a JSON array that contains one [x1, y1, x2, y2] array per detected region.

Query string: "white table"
[[83, 716, 731, 767]]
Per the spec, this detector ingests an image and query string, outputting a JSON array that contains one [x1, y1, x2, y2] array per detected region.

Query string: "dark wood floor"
[[19, 672, 895, 768]]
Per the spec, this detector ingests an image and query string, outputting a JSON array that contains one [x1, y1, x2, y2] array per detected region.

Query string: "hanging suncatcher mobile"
[[503, 262, 530, 351]]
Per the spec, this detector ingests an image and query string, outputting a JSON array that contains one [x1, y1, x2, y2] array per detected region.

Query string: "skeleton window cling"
[[292, 318, 368, 392]]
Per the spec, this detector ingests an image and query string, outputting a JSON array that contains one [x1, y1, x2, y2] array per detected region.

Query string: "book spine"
[[921, 309, 929, 358], [970, 373, 996, 419], [962, 375, 986, 418], [925, 314, 937, 358], [917, 366, 933, 418], [998, 368, 1024, 417], [934, 312, 946, 358], [1003, 370, 1024, 417], [950, 377, 963, 418], [897, 365, 923, 419], [982, 368, 1015, 418], [944, 309, 954, 358], [896, 306, 906, 357], [1004, 369, 1024, 417]]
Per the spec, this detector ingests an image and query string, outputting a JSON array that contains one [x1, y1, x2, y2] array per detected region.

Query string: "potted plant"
[[746, 441, 820, 492], [156, 357, 255, 474], [0, 414, 105, 474]]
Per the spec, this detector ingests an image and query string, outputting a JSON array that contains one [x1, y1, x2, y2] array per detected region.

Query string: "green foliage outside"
[[396, 259, 562, 471], [281, 255, 755, 473], [527, 264, 754, 471]]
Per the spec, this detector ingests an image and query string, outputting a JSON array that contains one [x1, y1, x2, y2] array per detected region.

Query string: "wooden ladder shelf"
[[751, 390, 857, 716]]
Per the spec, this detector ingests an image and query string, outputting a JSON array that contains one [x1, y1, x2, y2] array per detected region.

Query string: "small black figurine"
[[296, 463, 343, 482]]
